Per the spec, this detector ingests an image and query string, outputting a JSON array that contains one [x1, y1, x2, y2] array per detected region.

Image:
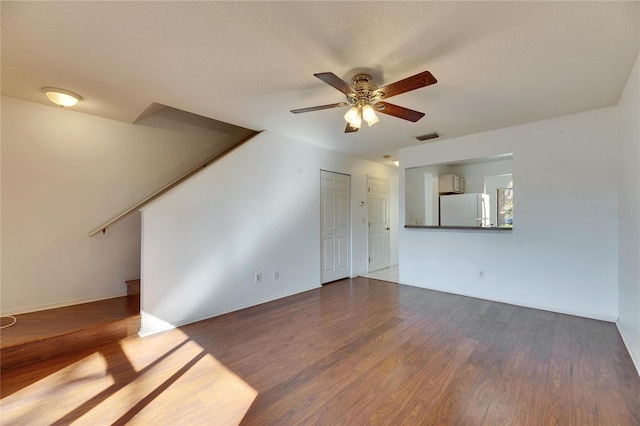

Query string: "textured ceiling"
[[2, 1, 639, 164]]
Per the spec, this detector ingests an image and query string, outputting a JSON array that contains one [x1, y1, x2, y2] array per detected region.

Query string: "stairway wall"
[[1, 96, 251, 314], [140, 131, 399, 336]]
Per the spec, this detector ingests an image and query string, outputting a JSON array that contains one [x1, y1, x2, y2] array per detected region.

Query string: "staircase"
[[0, 284, 140, 372], [1, 123, 261, 373], [125, 278, 141, 312]]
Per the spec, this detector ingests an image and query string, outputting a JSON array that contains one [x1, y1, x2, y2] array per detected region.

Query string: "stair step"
[[125, 279, 140, 295], [125, 279, 141, 312], [0, 296, 140, 371]]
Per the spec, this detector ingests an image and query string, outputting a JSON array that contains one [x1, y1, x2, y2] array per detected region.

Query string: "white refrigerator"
[[440, 193, 491, 227]]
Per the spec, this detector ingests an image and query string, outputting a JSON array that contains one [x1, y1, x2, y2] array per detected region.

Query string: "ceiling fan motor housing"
[[347, 74, 384, 106]]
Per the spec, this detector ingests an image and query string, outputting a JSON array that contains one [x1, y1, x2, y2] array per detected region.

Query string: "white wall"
[[140, 131, 398, 335], [617, 53, 640, 371], [399, 106, 619, 321], [1, 97, 251, 314]]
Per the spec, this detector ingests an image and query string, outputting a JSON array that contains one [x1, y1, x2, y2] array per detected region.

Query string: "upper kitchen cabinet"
[[439, 173, 465, 194]]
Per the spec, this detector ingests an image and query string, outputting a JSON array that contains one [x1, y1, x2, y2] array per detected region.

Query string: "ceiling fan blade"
[[375, 71, 437, 99], [375, 102, 425, 122], [314, 72, 355, 95], [345, 123, 359, 133], [291, 102, 347, 114]]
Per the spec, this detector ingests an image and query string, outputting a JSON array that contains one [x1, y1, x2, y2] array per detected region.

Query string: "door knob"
[[386, 227, 390, 231]]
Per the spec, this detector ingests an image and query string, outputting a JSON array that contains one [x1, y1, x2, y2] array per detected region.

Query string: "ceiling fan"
[[291, 70, 437, 133]]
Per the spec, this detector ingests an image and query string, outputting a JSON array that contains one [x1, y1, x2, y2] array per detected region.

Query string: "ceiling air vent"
[[416, 132, 439, 141]]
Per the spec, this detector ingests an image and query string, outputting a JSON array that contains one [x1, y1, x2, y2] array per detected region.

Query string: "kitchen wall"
[[405, 167, 427, 225], [400, 105, 619, 321], [405, 166, 437, 226], [449, 159, 513, 194], [617, 53, 640, 371], [1, 96, 251, 314], [140, 131, 398, 335]]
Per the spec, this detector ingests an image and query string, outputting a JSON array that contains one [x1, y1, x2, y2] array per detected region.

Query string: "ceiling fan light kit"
[[361, 103, 379, 126], [291, 70, 437, 133], [344, 105, 362, 129], [343, 102, 379, 129]]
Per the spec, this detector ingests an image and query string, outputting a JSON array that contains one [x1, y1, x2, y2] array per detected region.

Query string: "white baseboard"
[[139, 284, 321, 337], [616, 319, 640, 376], [1, 293, 128, 316], [397, 281, 618, 323]]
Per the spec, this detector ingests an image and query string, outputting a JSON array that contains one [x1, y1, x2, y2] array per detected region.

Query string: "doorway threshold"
[[359, 265, 399, 284]]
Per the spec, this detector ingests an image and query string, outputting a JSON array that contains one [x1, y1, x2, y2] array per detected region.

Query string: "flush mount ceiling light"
[[383, 155, 399, 167], [42, 88, 82, 107]]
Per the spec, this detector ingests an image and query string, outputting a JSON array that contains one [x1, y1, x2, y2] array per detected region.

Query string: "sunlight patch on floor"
[[1, 329, 257, 425], [1, 352, 114, 424]]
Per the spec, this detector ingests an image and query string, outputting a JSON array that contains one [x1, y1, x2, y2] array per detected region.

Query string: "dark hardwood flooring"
[[1, 296, 140, 371], [1, 296, 139, 348], [1, 278, 638, 425]]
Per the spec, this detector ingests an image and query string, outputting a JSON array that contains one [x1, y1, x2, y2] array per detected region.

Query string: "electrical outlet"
[[273, 270, 279, 280], [255, 273, 262, 283], [478, 270, 485, 279]]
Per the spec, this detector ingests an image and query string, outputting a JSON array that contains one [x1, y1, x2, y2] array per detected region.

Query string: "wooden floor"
[[1, 296, 140, 371], [1, 278, 639, 425]]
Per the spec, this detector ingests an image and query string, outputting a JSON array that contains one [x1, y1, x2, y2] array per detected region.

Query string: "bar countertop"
[[404, 225, 513, 231]]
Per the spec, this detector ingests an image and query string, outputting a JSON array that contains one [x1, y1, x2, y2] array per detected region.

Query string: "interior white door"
[[368, 176, 390, 272], [321, 171, 351, 284]]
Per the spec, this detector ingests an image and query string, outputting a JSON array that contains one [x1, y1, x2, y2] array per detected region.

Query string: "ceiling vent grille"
[[416, 132, 439, 141]]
